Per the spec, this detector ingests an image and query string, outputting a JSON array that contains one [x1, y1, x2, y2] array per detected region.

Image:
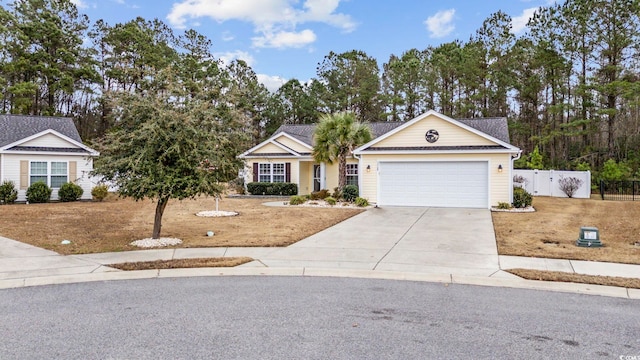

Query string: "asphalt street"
[[1, 276, 639, 359]]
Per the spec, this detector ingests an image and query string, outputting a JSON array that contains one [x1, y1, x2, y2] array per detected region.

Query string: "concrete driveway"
[[254, 206, 501, 276]]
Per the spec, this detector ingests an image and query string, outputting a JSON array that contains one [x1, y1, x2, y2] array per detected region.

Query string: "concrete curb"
[[1, 266, 637, 300]]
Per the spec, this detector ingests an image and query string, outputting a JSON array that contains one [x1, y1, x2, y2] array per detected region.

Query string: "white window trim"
[[346, 163, 358, 186], [29, 161, 68, 188], [258, 162, 285, 183]]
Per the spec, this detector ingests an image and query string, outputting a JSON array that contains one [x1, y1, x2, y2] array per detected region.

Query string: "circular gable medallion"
[[425, 129, 439, 143]]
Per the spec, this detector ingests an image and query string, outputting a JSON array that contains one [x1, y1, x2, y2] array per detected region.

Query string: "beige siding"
[[274, 135, 311, 154], [322, 158, 359, 191], [20, 133, 77, 148], [4, 154, 95, 202], [375, 114, 496, 148], [299, 161, 311, 194], [251, 142, 292, 154], [359, 153, 512, 206]]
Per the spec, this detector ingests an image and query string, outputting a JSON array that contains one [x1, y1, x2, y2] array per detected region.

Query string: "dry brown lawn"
[[110, 257, 254, 271], [492, 196, 640, 264], [507, 268, 640, 289], [0, 195, 362, 255]]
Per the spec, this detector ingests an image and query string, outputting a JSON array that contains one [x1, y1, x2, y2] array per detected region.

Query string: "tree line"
[[1, 0, 640, 177]]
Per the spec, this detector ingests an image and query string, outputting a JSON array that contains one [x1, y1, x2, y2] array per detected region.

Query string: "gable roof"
[[0, 114, 83, 147], [0, 114, 98, 155], [241, 111, 519, 158], [273, 122, 405, 148], [354, 110, 519, 154], [456, 117, 510, 144]]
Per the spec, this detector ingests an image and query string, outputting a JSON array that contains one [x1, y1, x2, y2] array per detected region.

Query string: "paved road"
[[1, 277, 638, 359]]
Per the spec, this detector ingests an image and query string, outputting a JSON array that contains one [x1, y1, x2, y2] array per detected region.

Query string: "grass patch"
[[0, 196, 363, 255], [110, 257, 253, 271], [492, 196, 640, 264], [507, 268, 640, 289]]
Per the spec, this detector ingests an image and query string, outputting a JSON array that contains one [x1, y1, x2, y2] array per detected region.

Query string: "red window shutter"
[[285, 163, 291, 182], [253, 163, 259, 182]]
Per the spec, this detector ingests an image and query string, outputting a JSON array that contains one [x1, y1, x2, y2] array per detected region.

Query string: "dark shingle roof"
[[8, 146, 90, 153], [0, 114, 82, 148], [273, 117, 510, 147], [274, 122, 405, 147], [457, 117, 510, 144]]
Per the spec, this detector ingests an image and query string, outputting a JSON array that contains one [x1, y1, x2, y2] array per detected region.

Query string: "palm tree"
[[312, 112, 372, 189]]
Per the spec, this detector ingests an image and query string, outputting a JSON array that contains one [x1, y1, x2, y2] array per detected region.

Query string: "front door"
[[313, 165, 321, 192]]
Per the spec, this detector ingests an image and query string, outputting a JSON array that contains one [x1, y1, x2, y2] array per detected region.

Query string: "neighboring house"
[[239, 110, 521, 208], [0, 114, 99, 202]]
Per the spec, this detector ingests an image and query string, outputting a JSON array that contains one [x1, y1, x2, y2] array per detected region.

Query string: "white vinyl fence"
[[513, 169, 591, 199]]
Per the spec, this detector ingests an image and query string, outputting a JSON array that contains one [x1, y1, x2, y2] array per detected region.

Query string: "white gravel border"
[[491, 206, 535, 213], [196, 210, 239, 217], [130, 238, 183, 248]]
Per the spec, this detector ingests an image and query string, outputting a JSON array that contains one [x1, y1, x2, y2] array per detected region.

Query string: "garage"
[[378, 161, 489, 208]]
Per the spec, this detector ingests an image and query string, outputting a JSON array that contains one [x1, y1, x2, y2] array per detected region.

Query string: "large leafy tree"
[[93, 68, 246, 239], [316, 50, 382, 122], [0, 0, 98, 115], [312, 112, 372, 190]]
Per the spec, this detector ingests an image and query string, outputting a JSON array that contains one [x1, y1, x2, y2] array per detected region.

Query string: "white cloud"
[[166, 0, 355, 49], [252, 29, 317, 49], [222, 31, 235, 42], [424, 9, 456, 38], [70, 0, 88, 9], [257, 74, 287, 92], [512, 7, 538, 33], [215, 50, 256, 67]]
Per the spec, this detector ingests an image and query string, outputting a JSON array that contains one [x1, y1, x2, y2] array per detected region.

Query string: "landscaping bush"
[[354, 197, 369, 207], [558, 176, 584, 198], [289, 195, 306, 205], [0, 180, 18, 204], [331, 187, 342, 200], [229, 177, 245, 195], [247, 182, 298, 196], [325, 196, 337, 206], [310, 189, 330, 200], [26, 182, 52, 203], [496, 202, 512, 210], [91, 184, 109, 201], [512, 187, 532, 208], [58, 182, 84, 202], [342, 185, 359, 202]]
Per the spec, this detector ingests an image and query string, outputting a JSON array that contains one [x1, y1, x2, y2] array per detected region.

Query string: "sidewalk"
[[1, 235, 639, 299]]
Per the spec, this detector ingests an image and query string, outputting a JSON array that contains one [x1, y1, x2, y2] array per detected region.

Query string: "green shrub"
[[289, 195, 306, 205], [331, 187, 342, 200], [246, 182, 298, 196], [600, 159, 632, 181], [512, 187, 532, 208], [91, 184, 109, 201], [310, 189, 330, 200], [325, 196, 336, 206], [26, 182, 52, 203], [342, 185, 359, 202], [354, 197, 369, 207], [496, 202, 511, 210], [0, 180, 18, 204], [58, 182, 83, 202]]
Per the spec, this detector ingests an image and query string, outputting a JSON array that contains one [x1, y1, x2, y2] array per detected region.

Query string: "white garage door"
[[378, 161, 488, 208]]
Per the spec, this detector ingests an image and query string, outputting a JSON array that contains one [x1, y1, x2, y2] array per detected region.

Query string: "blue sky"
[[68, 0, 556, 91]]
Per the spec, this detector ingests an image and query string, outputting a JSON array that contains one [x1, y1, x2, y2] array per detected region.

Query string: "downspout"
[[353, 153, 362, 189], [510, 150, 523, 203]]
